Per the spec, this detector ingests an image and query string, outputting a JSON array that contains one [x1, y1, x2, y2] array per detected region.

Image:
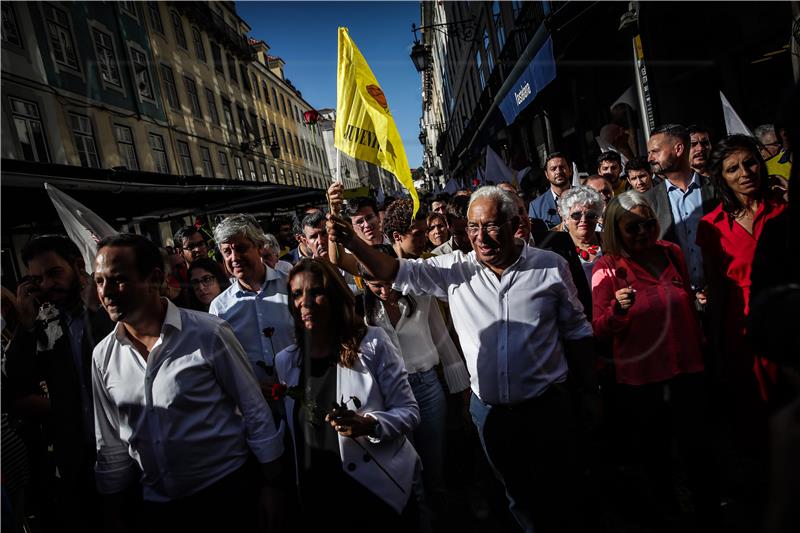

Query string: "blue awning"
[[498, 36, 556, 125]]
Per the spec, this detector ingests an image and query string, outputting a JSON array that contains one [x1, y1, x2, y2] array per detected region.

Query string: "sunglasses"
[[569, 211, 599, 222], [624, 218, 657, 235]]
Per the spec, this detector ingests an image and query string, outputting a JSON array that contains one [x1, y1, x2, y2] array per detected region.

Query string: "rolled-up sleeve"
[[211, 323, 284, 464], [92, 346, 138, 495], [394, 255, 455, 300]]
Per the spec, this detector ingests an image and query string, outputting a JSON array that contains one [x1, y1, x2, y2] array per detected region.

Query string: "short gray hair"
[[263, 233, 280, 255], [213, 214, 266, 248], [602, 190, 659, 256], [468, 186, 517, 222], [753, 124, 775, 143], [558, 186, 604, 217]]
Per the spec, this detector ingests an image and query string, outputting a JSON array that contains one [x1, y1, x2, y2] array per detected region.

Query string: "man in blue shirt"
[[209, 214, 294, 383], [645, 124, 717, 293], [528, 152, 573, 230]]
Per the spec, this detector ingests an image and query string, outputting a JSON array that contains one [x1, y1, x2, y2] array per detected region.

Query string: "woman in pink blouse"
[[591, 191, 718, 529]]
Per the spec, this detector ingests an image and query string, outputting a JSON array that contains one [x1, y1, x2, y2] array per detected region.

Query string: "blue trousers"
[[469, 383, 580, 533], [407, 368, 447, 510]]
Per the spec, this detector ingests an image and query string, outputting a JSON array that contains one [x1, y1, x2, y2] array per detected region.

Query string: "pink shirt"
[[591, 241, 705, 386]]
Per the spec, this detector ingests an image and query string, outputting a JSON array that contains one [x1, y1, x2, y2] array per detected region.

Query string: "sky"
[[237, 0, 424, 168]]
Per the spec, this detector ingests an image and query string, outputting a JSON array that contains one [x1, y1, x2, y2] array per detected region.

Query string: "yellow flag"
[[335, 27, 419, 216]]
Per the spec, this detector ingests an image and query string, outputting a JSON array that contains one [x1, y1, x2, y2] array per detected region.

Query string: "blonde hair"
[[601, 191, 660, 256]]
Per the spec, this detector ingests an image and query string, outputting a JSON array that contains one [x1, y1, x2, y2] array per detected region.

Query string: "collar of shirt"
[[233, 265, 281, 297], [665, 172, 701, 194], [113, 298, 179, 351]]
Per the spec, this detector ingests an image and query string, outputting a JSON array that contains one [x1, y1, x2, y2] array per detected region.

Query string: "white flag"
[[720, 91, 754, 137], [45, 183, 117, 273], [484, 146, 517, 185]]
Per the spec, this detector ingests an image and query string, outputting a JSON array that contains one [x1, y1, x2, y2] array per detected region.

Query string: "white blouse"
[[369, 294, 470, 393]]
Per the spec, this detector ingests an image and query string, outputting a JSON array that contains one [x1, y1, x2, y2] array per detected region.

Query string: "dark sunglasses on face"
[[624, 218, 657, 235], [569, 211, 599, 222]]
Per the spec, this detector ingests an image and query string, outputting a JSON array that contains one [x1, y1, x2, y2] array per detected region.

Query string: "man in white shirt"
[[327, 186, 596, 533], [209, 214, 294, 382], [91, 234, 283, 532]]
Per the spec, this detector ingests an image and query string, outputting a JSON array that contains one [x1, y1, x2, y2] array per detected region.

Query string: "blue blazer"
[[275, 327, 420, 513], [528, 191, 561, 229]]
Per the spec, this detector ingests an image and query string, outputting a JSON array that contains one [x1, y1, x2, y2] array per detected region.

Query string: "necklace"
[[576, 244, 600, 261]]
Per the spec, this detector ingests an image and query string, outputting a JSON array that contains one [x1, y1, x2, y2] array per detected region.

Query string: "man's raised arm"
[[326, 214, 399, 281]]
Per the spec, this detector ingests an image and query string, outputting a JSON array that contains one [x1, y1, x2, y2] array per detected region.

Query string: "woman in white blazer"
[[274, 258, 421, 531]]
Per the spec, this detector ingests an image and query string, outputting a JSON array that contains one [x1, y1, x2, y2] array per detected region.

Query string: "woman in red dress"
[[696, 135, 787, 403]]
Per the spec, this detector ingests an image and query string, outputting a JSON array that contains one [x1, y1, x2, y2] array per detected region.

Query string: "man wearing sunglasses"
[[645, 124, 717, 299]]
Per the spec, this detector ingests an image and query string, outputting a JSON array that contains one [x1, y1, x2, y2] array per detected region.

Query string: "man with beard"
[[209, 215, 294, 382], [6, 235, 114, 531], [528, 152, 573, 230], [645, 124, 717, 295], [688, 124, 713, 178]]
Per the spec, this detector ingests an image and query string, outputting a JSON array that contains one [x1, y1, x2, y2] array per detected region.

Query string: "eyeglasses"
[[190, 275, 216, 287], [623, 218, 657, 235], [352, 213, 378, 227], [466, 220, 509, 237], [568, 211, 599, 222]]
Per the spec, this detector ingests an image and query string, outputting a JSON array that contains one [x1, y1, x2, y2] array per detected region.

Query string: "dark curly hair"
[[382, 198, 422, 240], [287, 259, 366, 369], [708, 135, 770, 217]]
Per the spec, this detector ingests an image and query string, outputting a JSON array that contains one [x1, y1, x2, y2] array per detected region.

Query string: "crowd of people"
[[1, 102, 797, 533]]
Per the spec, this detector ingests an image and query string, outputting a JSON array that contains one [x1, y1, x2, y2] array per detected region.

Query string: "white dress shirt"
[[369, 295, 470, 393], [92, 300, 284, 502], [394, 244, 592, 405], [209, 266, 294, 381]]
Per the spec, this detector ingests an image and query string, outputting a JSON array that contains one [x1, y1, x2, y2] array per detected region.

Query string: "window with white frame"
[[69, 113, 100, 168], [148, 133, 169, 173], [218, 151, 231, 178], [191, 26, 206, 62], [176, 140, 193, 175], [2, 3, 22, 47], [484, 30, 494, 73], [259, 162, 267, 182], [210, 41, 223, 75], [247, 159, 257, 180], [183, 76, 202, 117], [114, 124, 138, 170], [92, 29, 121, 87], [279, 167, 286, 184], [270, 166, 277, 183], [147, 2, 164, 34], [170, 11, 187, 49], [234, 156, 245, 180], [199, 146, 213, 177], [44, 4, 79, 71], [129, 47, 154, 100], [221, 98, 235, 133], [160, 64, 179, 110], [10, 98, 49, 162]]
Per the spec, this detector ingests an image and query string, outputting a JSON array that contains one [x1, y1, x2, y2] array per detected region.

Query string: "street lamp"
[[240, 136, 280, 159], [409, 20, 477, 73]]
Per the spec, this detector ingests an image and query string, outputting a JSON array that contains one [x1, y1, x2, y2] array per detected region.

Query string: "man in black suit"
[[644, 124, 717, 297], [7, 235, 115, 532]]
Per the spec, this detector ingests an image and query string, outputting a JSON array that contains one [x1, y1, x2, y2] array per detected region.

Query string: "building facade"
[[417, 1, 797, 193], [1, 1, 331, 186]]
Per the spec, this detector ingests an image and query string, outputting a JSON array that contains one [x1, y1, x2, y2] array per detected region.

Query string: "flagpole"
[[328, 148, 343, 261]]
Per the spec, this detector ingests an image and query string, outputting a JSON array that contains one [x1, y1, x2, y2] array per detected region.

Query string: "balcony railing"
[[172, 1, 254, 61]]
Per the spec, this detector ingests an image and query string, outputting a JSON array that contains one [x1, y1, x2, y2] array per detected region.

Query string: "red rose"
[[270, 383, 287, 402]]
